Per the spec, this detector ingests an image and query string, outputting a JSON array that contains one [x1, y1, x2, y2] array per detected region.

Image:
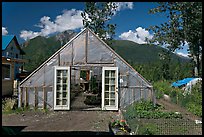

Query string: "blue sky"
[[2, 2, 188, 57]]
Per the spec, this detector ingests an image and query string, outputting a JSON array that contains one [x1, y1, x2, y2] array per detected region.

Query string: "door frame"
[[102, 67, 118, 110], [54, 66, 70, 110]]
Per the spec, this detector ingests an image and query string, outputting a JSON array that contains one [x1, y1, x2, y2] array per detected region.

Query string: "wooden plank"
[[43, 86, 47, 109], [34, 87, 38, 108], [20, 87, 23, 107], [25, 87, 28, 107], [85, 29, 88, 63]]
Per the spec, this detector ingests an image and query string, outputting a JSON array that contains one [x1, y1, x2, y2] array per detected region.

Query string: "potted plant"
[[109, 119, 131, 135]]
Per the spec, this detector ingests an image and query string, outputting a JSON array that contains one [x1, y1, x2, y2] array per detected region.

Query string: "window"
[[16, 54, 18, 58], [2, 64, 11, 80], [80, 70, 90, 81]]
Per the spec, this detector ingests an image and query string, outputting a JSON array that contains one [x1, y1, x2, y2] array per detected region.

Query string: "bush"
[[153, 80, 174, 97], [124, 100, 182, 119], [84, 95, 101, 105], [2, 98, 18, 113]]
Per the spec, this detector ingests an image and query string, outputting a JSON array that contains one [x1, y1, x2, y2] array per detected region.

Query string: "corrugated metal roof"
[[2, 35, 15, 50]]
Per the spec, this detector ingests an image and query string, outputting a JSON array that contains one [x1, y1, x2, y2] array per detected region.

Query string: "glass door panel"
[[54, 66, 70, 110], [102, 67, 118, 110]]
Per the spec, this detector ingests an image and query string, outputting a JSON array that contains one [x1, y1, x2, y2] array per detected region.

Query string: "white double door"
[[53, 66, 118, 110]]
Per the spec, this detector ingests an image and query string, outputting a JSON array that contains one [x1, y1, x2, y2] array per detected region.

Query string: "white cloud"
[[176, 52, 190, 58], [20, 9, 83, 41], [119, 27, 153, 44], [2, 27, 8, 35], [114, 2, 134, 11], [20, 30, 41, 41]]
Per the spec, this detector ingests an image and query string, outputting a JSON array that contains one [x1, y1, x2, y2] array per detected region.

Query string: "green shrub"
[[124, 100, 182, 119], [153, 80, 174, 96], [84, 95, 101, 105], [187, 103, 202, 117], [2, 98, 17, 113]]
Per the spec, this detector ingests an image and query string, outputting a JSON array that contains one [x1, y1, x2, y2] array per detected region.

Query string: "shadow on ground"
[[2, 126, 113, 135]]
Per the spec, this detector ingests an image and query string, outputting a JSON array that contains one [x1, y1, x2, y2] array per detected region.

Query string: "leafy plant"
[[84, 95, 101, 105]]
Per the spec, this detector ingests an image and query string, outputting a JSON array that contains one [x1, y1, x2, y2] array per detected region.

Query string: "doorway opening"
[[70, 66, 102, 110]]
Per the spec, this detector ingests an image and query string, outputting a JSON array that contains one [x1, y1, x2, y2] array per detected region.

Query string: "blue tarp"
[[172, 78, 195, 87]]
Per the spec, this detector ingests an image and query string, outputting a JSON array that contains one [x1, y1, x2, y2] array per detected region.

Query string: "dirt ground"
[[157, 98, 202, 122], [2, 92, 120, 135]]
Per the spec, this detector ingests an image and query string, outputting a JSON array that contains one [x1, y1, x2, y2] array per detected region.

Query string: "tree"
[[149, 2, 202, 77], [158, 49, 171, 80], [81, 2, 117, 44]]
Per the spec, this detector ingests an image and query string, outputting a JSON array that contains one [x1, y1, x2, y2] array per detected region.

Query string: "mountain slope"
[[21, 32, 190, 72], [109, 40, 190, 64], [22, 30, 77, 71]]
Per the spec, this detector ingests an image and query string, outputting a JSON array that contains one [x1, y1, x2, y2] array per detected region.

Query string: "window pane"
[[105, 70, 109, 77], [110, 85, 115, 91], [63, 77, 67, 83], [105, 92, 109, 98], [105, 99, 109, 105], [56, 99, 61, 105], [63, 92, 67, 98], [110, 70, 115, 77], [57, 77, 61, 83], [57, 85, 61, 90], [105, 85, 109, 91], [57, 92, 61, 98], [57, 70, 62, 76], [110, 99, 115, 105], [110, 92, 115, 98], [105, 78, 109, 84], [110, 78, 115, 85], [62, 70, 67, 76], [63, 85, 67, 90], [62, 99, 67, 105]]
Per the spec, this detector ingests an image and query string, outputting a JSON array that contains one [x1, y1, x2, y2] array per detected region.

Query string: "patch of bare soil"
[[2, 92, 120, 135], [157, 98, 202, 121]]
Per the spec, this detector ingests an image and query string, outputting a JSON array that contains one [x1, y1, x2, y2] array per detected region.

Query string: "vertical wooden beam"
[[25, 87, 28, 107], [58, 52, 61, 66], [19, 87, 23, 107], [140, 82, 143, 100], [43, 86, 47, 109], [132, 88, 134, 102], [71, 42, 73, 65], [34, 87, 38, 108], [85, 29, 88, 63]]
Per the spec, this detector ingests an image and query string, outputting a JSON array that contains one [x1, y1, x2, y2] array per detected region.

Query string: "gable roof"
[[20, 28, 152, 87], [2, 35, 25, 55], [2, 35, 15, 50]]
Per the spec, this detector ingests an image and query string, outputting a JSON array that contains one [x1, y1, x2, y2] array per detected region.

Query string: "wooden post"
[[43, 86, 47, 109], [85, 29, 88, 63], [19, 87, 23, 108], [34, 87, 38, 108], [25, 87, 28, 107], [140, 86, 143, 100]]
